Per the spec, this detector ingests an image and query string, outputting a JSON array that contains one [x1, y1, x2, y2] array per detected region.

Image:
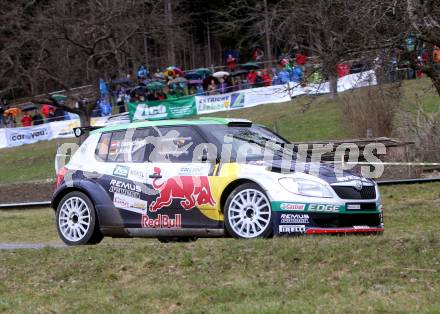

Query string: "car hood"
[[261, 159, 374, 185]]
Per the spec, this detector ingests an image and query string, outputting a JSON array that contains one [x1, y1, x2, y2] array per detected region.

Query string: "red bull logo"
[[149, 167, 216, 212], [141, 214, 182, 228]]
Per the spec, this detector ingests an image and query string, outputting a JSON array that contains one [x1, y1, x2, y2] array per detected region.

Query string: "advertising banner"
[[128, 96, 197, 121], [5, 124, 52, 147]]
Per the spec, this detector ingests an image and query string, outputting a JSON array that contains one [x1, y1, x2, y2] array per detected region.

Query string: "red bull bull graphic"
[[149, 167, 216, 212], [141, 214, 182, 228]]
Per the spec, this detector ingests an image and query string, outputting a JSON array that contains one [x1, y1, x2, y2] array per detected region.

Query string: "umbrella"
[[21, 103, 38, 112], [230, 69, 248, 77], [168, 77, 188, 85], [188, 79, 203, 85], [3, 107, 20, 117], [195, 68, 212, 77], [163, 66, 183, 77], [51, 94, 67, 104], [131, 85, 148, 95], [146, 81, 165, 91], [213, 71, 230, 78], [241, 62, 261, 70], [184, 71, 202, 80]]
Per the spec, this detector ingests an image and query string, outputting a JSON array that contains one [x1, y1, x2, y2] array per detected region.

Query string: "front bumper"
[[272, 202, 384, 236]]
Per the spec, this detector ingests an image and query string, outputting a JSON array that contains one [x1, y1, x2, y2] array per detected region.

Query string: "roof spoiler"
[[73, 126, 102, 137]]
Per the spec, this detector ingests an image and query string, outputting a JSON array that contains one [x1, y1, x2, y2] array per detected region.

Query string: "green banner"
[[128, 96, 197, 121]]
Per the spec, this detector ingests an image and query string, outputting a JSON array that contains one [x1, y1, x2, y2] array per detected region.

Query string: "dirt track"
[[0, 181, 53, 203]]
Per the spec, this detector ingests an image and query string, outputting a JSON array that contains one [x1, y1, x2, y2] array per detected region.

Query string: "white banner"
[[5, 124, 53, 147]]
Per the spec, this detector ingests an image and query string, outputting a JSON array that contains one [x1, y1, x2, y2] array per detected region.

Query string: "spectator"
[[239, 75, 250, 90], [247, 70, 257, 86], [218, 77, 229, 94], [337, 63, 350, 78], [195, 85, 205, 96], [261, 69, 272, 86], [433, 46, 440, 71], [290, 64, 303, 83], [295, 51, 307, 66], [207, 79, 218, 95], [252, 47, 264, 62], [117, 95, 126, 113], [54, 107, 66, 121], [226, 54, 237, 71], [48, 107, 56, 121], [21, 112, 33, 127], [0, 99, 6, 127], [278, 68, 290, 84], [4, 112, 15, 128], [254, 71, 264, 88], [32, 110, 44, 125]]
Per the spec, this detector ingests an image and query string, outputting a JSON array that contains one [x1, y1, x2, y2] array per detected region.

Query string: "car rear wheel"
[[224, 183, 273, 239], [56, 191, 103, 245]]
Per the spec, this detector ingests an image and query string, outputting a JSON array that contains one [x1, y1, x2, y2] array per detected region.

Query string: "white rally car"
[[52, 117, 383, 245]]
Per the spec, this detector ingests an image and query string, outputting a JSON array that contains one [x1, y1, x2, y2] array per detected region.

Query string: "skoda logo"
[[354, 180, 363, 191]]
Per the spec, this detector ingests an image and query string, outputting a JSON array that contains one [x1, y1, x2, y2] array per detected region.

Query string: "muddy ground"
[[0, 181, 53, 203]]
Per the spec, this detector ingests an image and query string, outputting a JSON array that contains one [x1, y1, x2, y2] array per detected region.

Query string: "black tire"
[[224, 183, 273, 239], [56, 191, 103, 245]]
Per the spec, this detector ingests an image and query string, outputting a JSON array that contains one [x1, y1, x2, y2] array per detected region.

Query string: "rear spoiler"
[[73, 126, 102, 137]]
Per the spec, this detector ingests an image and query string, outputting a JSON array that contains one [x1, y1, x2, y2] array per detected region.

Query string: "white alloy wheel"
[[58, 196, 91, 242], [226, 186, 272, 238]]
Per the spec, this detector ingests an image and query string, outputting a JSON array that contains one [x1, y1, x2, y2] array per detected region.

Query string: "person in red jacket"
[[295, 52, 307, 66], [262, 69, 272, 86], [21, 112, 33, 127], [337, 63, 350, 78], [247, 70, 257, 87]]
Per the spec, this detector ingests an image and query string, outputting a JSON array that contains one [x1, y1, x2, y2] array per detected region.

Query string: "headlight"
[[278, 177, 333, 198]]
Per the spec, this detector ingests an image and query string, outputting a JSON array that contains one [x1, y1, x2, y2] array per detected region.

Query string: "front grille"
[[332, 185, 376, 200], [312, 213, 381, 228]]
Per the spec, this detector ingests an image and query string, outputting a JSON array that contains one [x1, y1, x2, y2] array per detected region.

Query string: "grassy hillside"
[[0, 183, 439, 313]]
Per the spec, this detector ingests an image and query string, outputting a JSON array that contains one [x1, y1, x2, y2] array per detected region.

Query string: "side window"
[[151, 126, 204, 162], [131, 128, 152, 163], [107, 131, 129, 162], [95, 132, 112, 162]]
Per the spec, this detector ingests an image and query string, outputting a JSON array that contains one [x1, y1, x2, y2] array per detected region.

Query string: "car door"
[[94, 128, 151, 228], [144, 125, 222, 229]]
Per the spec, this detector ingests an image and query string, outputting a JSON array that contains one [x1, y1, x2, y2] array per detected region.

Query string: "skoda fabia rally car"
[[52, 117, 383, 245]]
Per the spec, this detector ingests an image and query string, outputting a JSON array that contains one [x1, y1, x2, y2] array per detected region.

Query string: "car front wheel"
[[56, 191, 103, 245], [224, 183, 273, 239]]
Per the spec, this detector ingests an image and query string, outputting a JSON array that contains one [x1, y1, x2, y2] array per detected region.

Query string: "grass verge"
[[0, 183, 439, 313]]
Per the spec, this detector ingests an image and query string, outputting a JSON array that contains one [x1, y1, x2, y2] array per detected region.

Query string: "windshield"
[[201, 124, 295, 162]]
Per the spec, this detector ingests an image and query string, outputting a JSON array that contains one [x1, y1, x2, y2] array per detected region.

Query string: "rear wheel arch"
[[52, 187, 95, 212]]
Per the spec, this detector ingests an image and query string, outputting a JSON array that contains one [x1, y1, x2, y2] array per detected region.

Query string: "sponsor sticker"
[[280, 214, 309, 224], [346, 204, 361, 210], [279, 225, 306, 233], [109, 179, 141, 198], [280, 203, 306, 211], [307, 204, 340, 213], [113, 165, 129, 178], [129, 168, 145, 181], [149, 167, 215, 212], [113, 193, 148, 214], [353, 225, 370, 229], [141, 214, 182, 228]]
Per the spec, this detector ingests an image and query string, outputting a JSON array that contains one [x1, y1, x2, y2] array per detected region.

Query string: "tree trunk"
[[263, 0, 272, 65], [329, 70, 338, 99], [164, 0, 175, 65]]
